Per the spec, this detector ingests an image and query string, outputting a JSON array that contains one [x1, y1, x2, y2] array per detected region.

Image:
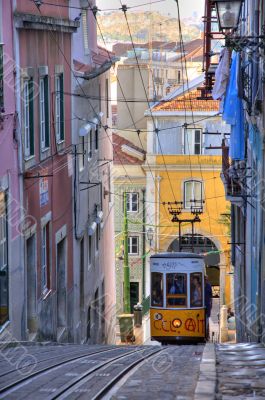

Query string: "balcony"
[[221, 143, 244, 204]]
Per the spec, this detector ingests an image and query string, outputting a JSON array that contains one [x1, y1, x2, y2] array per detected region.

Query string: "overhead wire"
[[92, 2, 173, 223], [120, 2, 178, 205]]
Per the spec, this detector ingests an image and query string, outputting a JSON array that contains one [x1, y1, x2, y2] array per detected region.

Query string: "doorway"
[[130, 282, 139, 313], [26, 234, 37, 335], [57, 239, 67, 331]]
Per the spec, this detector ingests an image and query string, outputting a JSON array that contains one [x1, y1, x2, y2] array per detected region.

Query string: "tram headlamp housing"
[[154, 313, 163, 321], [172, 318, 182, 328]]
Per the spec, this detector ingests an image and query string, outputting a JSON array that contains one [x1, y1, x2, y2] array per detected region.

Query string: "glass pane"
[[151, 272, 163, 307], [185, 182, 192, 208], [195, 130, 201, 143], [131, 193, 138, 211], [190, 273, 203, 307], [166, 273, 187, 307], [0, 266, 8, 325]]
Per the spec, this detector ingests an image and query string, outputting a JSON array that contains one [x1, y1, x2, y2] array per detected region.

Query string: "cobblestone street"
[[216, 343, 265, 399], [109, 345, 204, 400]]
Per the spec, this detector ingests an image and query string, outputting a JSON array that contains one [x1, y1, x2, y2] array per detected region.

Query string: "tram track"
[[0, 345, 115, 379], [0, 346, 133, 397], [0, 346, 162, 399]]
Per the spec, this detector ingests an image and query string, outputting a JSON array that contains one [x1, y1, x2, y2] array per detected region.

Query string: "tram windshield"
[[166, 273, 187, 307], [190, 272, 203, 307], [151, 272, 163, 307]]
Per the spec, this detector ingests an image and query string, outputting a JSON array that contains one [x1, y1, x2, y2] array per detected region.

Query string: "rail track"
[[0, 345, 162, 399]]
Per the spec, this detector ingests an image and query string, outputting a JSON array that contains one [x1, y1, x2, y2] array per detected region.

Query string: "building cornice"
[[142, 165, 222, 172], [14, 13, 80, 33]]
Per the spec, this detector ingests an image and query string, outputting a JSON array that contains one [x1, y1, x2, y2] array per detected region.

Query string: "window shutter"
[[29, 79, 34, 156], [59, 73, 64, 141], [44, 76, 50, 148]]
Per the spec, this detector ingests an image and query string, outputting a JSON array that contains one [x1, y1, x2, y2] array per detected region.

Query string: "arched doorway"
[[167, 234, 220, 297]]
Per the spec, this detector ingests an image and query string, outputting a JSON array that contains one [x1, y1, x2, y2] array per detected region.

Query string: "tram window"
[[166, 273, 187, 307], [151, 273, 163, 307], [190, 273, 203, 307]]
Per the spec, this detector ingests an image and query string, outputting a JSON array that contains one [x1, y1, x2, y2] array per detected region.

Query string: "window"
[[39, 76, 50, 150], [105, 78, 109, 118], [177, 70, 181, 84], [184, 128, 202, 155], [126, 192, 138, 212], [88, 235, 92, 265], [95, 125, 99, 151], [184, 180, 203, 209], [128, 236, 138, 255], [81, 9, 89, 54], [0, 192, 8, 326], [23, 79, 34, 158], [41, 223, 50, 293], [166, 273, 187, 308], [88, 129, 93, 159], [0, 44, 3, 110], [96, 224, 100, 252], [190, 273, 203, 308], [55, 74, 64, 142], [79, 136, 85, 171], [151, 273, 163, 307]]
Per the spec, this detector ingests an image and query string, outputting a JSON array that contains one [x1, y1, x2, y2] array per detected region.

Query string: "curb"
[[194, 343, 216, 400]]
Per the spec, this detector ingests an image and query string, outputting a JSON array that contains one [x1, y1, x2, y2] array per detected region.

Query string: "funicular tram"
[[150, 252, 206, 343]]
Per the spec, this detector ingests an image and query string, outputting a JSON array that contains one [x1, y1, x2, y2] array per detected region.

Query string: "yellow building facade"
[[145, 80, 232, 307]]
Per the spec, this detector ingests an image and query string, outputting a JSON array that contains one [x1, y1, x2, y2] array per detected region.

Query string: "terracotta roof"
[[153, 89, 219, 112], [74, 46, 115, 73], [112, 39, 203, 57], [113, 133, 146, 165]]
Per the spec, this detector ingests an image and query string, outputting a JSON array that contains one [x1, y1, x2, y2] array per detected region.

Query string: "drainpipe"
[[142, 189, 146, 300], [252, 0, 260, 111], [12, 0, 26, 340]]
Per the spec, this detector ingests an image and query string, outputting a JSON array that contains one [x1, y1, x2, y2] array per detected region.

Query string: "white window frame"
[[82, 9, 89, 54], [184, 128, 202, 155], [0, 193, 7, 271], [128, 236, 139, 255], [126, 192, 139, 213], [39, 78, 46, 150], [79, 136, 85, 171], [55, 75, 61, 143], [23, 80, 31, 158], [41, 224, 48, 293], [184, 180, 203, 209]]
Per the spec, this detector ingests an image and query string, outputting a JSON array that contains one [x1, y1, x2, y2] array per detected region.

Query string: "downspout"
[[12, 0, 26, 340], [142, 188, 146, 300]]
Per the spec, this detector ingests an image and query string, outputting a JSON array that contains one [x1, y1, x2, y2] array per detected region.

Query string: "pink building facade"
[[0, 0, 23, 339], [13, 0, 79, 341]]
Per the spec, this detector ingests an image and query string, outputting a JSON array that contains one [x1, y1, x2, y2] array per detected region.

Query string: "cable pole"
[[123, 192, 131, 313]]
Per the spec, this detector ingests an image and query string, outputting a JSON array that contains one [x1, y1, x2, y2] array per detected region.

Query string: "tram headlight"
[[154, 313, 163, 321], [172, 318, 182, 328]]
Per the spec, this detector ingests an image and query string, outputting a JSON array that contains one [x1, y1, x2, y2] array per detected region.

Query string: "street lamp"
[[215, 0, 243, 32], [147, 227, 154, 247]]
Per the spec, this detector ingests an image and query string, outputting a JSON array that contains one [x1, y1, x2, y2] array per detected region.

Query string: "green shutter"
[[60, 73, 64, 141], [44, 76, 50, 148], [29, 79, 34, 156]]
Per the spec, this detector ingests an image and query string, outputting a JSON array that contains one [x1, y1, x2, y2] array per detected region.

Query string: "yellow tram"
[[150, 252, 206, 343]]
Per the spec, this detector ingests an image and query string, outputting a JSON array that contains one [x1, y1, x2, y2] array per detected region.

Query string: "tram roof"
[[150, 252, 204, 259]]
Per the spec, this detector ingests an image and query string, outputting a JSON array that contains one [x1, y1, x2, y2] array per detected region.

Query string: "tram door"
[[130, 282, 139, 313]]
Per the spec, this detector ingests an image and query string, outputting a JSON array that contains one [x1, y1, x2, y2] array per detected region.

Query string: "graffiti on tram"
[[152, 312, 205, 335]]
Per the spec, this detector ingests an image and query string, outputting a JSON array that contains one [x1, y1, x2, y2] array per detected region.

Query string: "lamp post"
[[214, 0, 243, 32], [147, 227, 154, 248]]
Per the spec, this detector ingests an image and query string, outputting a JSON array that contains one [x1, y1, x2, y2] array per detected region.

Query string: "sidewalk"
[[195, 342, 265, 399]]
